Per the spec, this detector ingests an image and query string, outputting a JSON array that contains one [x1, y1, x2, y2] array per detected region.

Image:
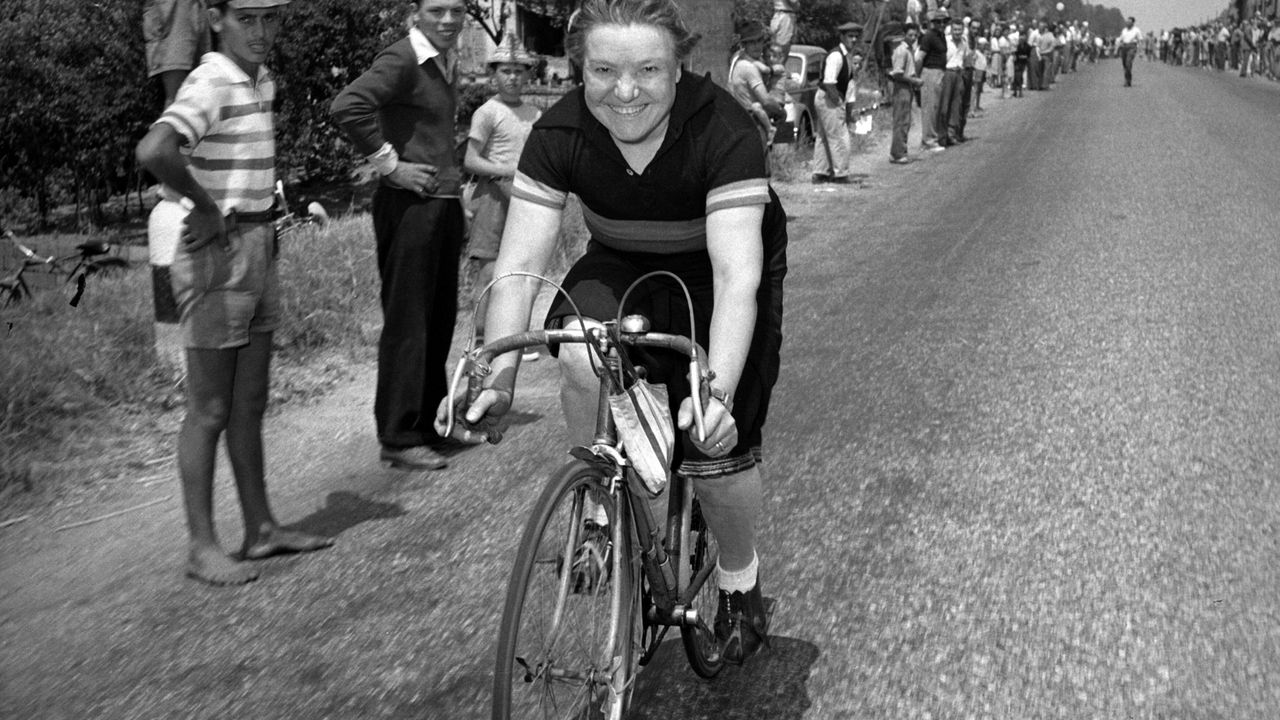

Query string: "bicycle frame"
[[457, 318, 719, 651]]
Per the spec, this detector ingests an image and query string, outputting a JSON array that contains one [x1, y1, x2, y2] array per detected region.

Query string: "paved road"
[[3, 58, 1279, 719]]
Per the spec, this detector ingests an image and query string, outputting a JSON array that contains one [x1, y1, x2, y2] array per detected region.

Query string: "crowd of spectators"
[[874, 8, 1109, 165], [1147, 14, 1280, 80]]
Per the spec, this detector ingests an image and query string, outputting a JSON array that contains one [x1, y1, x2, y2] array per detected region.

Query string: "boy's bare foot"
[[240, 526, 334, 561], [186, 545, 259, 586]]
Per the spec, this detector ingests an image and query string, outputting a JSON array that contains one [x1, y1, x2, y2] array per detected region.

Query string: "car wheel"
[[796, 111, 814, 149]]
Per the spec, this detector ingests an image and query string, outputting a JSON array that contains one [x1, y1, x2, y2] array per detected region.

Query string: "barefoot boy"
[[136, 0, 331, 586], [463, 38, 542, 359]]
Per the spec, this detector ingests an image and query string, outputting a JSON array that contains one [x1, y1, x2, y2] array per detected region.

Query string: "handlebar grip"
[[466, 373, 484, 407], [460, 375, 503, 445]]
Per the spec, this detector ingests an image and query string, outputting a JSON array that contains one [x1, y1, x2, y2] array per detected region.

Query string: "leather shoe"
[[380, 445, 448, 471]]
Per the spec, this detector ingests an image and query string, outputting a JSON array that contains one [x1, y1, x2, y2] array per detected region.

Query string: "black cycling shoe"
[[714, 582, 770, 665]]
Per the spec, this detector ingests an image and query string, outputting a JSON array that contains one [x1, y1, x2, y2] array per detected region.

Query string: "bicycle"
[[3, 227, 133, 307], [444, 274, 734, 720], [272, 181, 328, 238]]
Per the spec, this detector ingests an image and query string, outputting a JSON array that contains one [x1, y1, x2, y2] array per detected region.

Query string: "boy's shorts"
[[170, 220, 280, 349], [466, 177, 512, 261], [144, 0, 211, 77]]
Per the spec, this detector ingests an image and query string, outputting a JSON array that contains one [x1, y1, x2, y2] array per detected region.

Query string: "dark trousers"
[[371, 187, 465, 449], [1120, 46, 1137, 85], [1012, 61, 1027, 94], [959, 68, 973, 138], [938, 69, 965, 144], [1027, 53, 1042, 90], [890, 83, 913, 160]]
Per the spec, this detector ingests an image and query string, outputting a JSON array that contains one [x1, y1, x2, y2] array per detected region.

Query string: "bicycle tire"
[[493, 459, 636, 720], [677, 480, 724, 679]]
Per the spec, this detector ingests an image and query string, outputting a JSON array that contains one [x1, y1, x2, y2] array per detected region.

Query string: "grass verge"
[[0, 203, 588, 507]]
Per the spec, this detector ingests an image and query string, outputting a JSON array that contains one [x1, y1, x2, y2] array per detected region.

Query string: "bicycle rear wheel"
[[677, 479, 724, 679], [493, 460, 636, 720]]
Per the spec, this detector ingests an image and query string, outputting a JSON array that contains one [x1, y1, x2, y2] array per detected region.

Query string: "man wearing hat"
[[331, 0, 468, 471], [918, 9, 950, 152], [812, 20, 863, 183], [137, 0, 337, 585]]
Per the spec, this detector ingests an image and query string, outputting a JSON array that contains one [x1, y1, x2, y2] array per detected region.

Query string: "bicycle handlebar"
[[444, 324, 712, 445]]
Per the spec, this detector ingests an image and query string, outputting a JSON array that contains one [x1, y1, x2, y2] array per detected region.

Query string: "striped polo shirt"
[[156, 52, 276, 215], [512, 73, 774, 255]]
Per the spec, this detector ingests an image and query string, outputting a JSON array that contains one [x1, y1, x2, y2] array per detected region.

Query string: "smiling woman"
[[437, 0, 789, 669]]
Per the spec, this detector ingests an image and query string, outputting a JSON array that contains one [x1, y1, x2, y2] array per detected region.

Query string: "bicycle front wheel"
[[493, 460, 636, 720]]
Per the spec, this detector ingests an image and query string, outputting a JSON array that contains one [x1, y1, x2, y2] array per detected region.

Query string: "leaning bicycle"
[[444, 286, 726, 720]]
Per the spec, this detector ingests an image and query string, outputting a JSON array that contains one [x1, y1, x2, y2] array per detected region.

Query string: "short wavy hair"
[[564, 0, 702, 63]]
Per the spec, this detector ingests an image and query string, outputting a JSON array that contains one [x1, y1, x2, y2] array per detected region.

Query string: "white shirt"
[[821, 44, 853, 85], [945, 35, 967, 68], [1118, 26, 1143, 46]]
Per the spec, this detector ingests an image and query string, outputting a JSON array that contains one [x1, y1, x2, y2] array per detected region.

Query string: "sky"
[[1116, 0, 1230, 30]]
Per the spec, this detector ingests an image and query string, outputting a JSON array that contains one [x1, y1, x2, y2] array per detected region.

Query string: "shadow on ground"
[[628, 635, 819, 719], [288, 490, 405, 537]]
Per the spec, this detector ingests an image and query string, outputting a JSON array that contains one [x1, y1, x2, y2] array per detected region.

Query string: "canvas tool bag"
[[607, 347, 675, 496]]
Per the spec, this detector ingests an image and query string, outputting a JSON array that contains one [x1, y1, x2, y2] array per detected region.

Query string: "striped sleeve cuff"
[[511, 171, 568, 210], [705, 178, 770, 214]]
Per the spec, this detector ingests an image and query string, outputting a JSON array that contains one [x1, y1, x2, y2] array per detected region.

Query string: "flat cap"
[[837, 21, 864, 33]]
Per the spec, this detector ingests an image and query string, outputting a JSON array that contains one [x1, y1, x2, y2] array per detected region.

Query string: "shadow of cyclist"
[[628, 634, 820, 719]]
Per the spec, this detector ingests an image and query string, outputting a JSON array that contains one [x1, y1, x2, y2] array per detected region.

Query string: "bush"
[[272, 0, 408, 185]]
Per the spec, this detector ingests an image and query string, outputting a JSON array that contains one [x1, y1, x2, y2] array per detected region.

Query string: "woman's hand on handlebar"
[[433, 387, 513, 444], [677, 395, 737, 458]]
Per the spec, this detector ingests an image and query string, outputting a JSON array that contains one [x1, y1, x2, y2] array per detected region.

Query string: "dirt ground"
[[0, 112, 908, 719]]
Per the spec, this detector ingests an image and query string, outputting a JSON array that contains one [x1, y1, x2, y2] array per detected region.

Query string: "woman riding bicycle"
[[435, 0, 788, 665]]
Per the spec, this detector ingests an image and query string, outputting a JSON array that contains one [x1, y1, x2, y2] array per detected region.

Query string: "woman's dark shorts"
[[544, 234, 786, 479]]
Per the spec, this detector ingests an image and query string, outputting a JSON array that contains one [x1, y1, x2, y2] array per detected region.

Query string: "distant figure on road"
[[331, 0, 468, 472], [135, 0, 333, 586], [1011, 26, 1030, 98], [887, 23, 922, 164], [918, 9, 950, 152], [1118, 16, 1142, 86], [937, 17, 967, 146]]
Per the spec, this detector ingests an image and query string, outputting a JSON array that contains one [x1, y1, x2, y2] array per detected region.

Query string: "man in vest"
[[812, 21, 863, 183]]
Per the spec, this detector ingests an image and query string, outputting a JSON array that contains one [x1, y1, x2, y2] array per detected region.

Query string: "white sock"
[[717, 551, 758, 593]]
